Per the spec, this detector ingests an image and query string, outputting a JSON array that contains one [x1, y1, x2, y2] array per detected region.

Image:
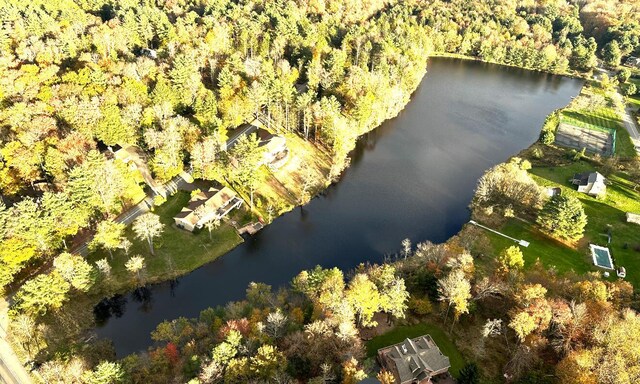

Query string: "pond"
[[94, 58, 583, 356]]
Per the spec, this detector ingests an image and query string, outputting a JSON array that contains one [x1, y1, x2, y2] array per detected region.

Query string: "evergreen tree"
[[537, 195, 587, 242]]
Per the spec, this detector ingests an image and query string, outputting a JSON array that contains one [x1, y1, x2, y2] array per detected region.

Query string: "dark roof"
[[378, 335, 450, 383], [573, 172, 591, 186]]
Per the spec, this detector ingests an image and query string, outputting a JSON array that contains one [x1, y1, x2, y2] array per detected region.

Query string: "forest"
[[1, 0, 640, 383]]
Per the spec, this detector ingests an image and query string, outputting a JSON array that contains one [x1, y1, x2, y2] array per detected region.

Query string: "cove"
[[94, 57, 583, 357]]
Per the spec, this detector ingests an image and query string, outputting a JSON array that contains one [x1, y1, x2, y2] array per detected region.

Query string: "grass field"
[[87, 190, 244, 293], [366, 322, 466, 377], [485, 160, 640, 287], [560, 109, 619, 132]]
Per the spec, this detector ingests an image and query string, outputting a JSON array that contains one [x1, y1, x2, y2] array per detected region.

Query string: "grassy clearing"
[[485, 159, 640, 287], [366, 322, 466, 377], [244, 132, 332, 221], [561, 109, 619, 132], [87, 190, 244, 293]]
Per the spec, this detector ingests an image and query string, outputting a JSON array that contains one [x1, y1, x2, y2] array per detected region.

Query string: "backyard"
[[87, 190, 244, 294], [483, 160, 640, 287], [366, 322, 466, 378]]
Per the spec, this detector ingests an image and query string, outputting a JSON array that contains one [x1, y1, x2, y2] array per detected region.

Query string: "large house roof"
[[378, 335, 450, 384], [174, 187, 238, 225]]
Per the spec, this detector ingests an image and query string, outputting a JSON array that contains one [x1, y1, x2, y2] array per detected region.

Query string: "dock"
[[238, 222, 264, 235], [469, 220, 530, 247]]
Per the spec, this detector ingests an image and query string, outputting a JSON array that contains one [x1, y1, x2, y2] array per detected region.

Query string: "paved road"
[[71, 174, 187, 256], [0, 301, 32, 384], [596, 67, 640, 153]]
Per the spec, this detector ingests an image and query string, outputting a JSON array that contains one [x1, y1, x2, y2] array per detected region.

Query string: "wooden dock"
[[238, 222, 264, 235]]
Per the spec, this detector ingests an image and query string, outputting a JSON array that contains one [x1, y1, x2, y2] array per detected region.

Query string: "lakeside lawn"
[[232, 130, 332, 222], [485, 160, 640, 287], [366, 322, 466, 377], [87, 190, 244, 294]]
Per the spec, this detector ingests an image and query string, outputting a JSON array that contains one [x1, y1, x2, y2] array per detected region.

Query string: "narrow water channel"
[[95, 58, 583, 356]]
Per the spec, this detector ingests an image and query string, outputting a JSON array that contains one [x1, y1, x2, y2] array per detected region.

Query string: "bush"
[[458, 363, 480, 384], [531, 147, 544, 159], [624, 83, 637, 97], [408, 297, 433, 315], [539, 112, 559, 145], [153, 195, 167, 206]]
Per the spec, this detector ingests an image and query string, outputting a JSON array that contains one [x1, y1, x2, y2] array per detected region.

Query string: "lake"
[[94, 58, 583, 356]]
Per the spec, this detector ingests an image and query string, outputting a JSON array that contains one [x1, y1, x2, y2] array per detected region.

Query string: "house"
[[255, 127, 289, 168], [571, 172, 606, 197], [174, 186, 243, 232], [226, 123, 289, 168], [377, 335, 451, 384], [624, 56, 640, 68]]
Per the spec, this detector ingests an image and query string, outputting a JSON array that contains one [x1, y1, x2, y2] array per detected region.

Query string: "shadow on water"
[[94, 57, 584, 356]]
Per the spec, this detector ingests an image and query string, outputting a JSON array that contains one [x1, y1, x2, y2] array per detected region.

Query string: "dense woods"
[[1, 0, 640, 382]]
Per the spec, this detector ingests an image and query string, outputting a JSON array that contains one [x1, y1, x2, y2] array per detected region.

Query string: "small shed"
[[626, 212, 640, 225], [546, 187, 561, 197]]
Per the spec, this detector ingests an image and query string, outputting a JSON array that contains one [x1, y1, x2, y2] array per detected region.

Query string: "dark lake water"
[[94, 58, 583, 356]]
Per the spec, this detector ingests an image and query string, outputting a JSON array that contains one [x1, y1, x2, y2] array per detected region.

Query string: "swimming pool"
[[590, 244, 614, 270]]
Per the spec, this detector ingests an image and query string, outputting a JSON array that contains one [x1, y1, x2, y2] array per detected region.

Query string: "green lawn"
[[366, 323, 466, 377], [486, 161, 640, 287], [561, 109, 619, 132], [88, 190, 244, 293]]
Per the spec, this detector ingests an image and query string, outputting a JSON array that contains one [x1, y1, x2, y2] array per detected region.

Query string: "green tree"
[[132, 213, 164, 255], [498, 246, 525, 272], [12, 272, 71, 316], [624, 83, 637, 97], [53, 252, 94, 292], [82, 361, 125, 384], [91, 221, 126, 259], [537, 195, 587, 241], [346, 273, 381, 328], [125, 255, 145, 281], [602, 40, 622, 68], [617, 68, 631, 83], [229, 134, 264, 209]]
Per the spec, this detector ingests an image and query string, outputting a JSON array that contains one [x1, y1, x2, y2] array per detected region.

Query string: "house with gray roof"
[[377, 335, 451, 384], [571, 172, 606, 197]]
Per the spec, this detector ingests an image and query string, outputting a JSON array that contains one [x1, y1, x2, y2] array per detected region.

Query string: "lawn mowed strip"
[[88, 190, 244, 293], [486, 160, 640, 287], [366, 322, 466, 377]]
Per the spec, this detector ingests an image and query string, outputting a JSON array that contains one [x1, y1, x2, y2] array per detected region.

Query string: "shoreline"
[[88, 54, 580, 318]]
